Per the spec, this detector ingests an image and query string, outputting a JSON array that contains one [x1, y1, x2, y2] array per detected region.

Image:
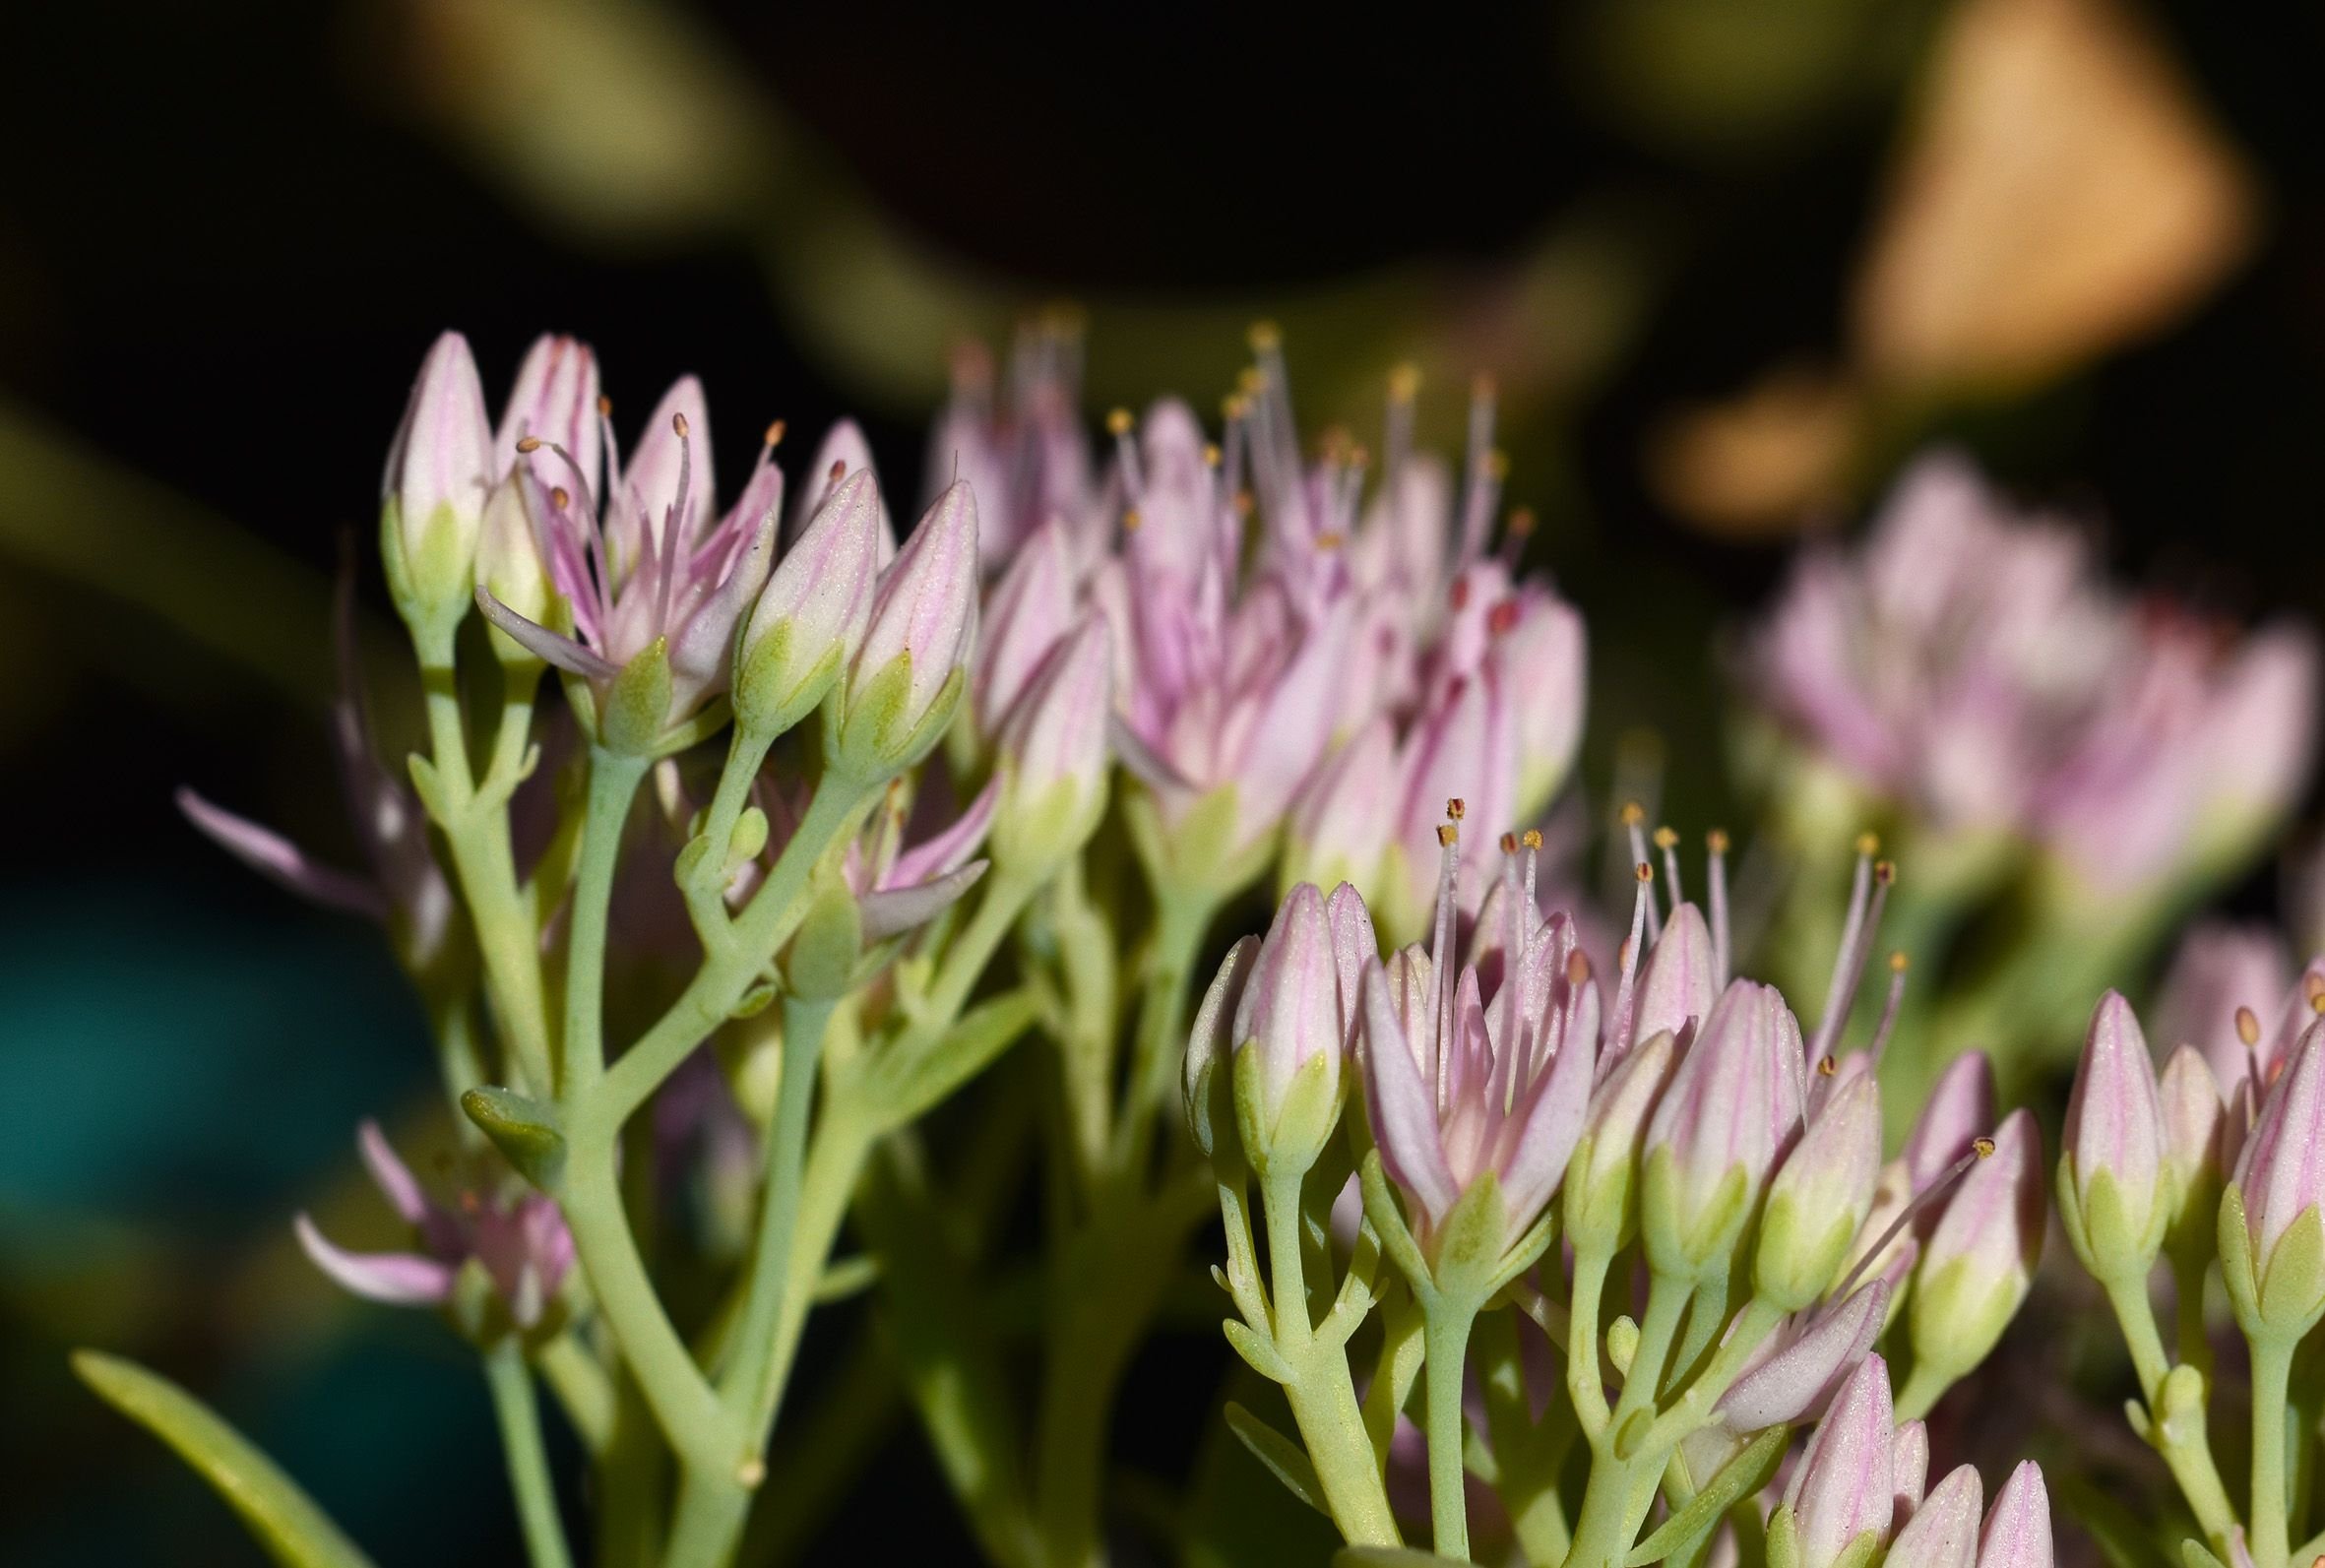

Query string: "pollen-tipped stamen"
[[1707, 828, 1732, 989], [1831, 1136, 1995, 1303]]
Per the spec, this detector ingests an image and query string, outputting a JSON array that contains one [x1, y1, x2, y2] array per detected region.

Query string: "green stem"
[[684, 727, 776, 919], [2103, 1274, 2172, 1404], [1261, 1169, 1400, 1547], [1113, 883, 1216, 1171], [1564, 1449, 1643, 1568], [2174, 1251, 2216, 1379], [1893, 1361, 1951, 1425], [593, 775, 871, 1133], [564, 749, 649, 1097], [1566, 1247, 1612, 1440], [728, 994, 837, 1433], [485, 1340, 576, 1568], [1612, 1278, 1688, 1428], [535, 1335, 615, 1455], [1642, 1297, 1782, 1452], [1421, 1298, 1482, 1561], [2096, 1272, 2234, 1547], [2257, 1336, 2295, 1568]]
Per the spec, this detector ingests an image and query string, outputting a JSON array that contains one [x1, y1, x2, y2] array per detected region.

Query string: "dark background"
[[6, 1, 2324, 1561]]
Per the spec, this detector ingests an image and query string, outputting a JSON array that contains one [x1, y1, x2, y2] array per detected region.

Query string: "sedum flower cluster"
[[82, 323, 2241, 1568]]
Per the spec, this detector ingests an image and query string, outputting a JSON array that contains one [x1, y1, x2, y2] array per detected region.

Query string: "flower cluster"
[[2060, 964, 2325, 1568], [1190, 816, 2050, 1563]]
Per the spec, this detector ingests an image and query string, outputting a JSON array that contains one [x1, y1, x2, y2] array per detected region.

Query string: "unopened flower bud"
[[1185, 936, 1261, 1160], [2223, 1019, 2325, 1340], [1904, 1051, 1995, 1190], [1495, 592, 1586, 823], [973, 516, 1077, 735], [2059, 992, 2168, 1282], [496, 333, 600, 491], [1911, 1109, 2043, 1390], [475, 474, 553, 644], [1283, 717, 1398, 904], [1975, 1463, 2052, 1568], [991, 617, 1113, 872], [382, 332, 492, 644], [2156, 921, 2292, 1097], [1564, 1027, 1676, 1256], [1758, 1073, 1882, 1312], [1718, 1279, 1890, 1433], [1231, 883, 1350, 1177], [1888, 1465, 1982, 1568], [1781, 1352, 1897, 1568], [1641, 978, 1807, 1277], [2156, 1044, 2226, 1252], [735, 469, 883, 737], [1632, 902, 1717, 1047], [835, 480, 979, 777]]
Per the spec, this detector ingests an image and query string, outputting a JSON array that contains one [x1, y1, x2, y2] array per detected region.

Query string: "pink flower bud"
[[847, 479, 980, 755], [1184, 936, 1261, 1157], [496, 334, 600, 492], [1564, 1026, 1677, 1255], [1975, 1463, 2051, 1568], [1784, 1352, 1897, 1568], [2157, 922, 2292, 1096], [1285, 717, 1399, 900], [1904, 1051, 1995, 1192], [2232, 1018, 2325, 1278], [788, 418, 895, 564], [2062, 991, 2168, 1276], [1758, 1071, 1882, 1309], [1492, 590, 1586, 822], [1718, 1280, 1889, 1432], [992, 617, 1113, 869], [2157, 1044, 2226, 1236], [1632, 903, 1717, 1048], [1892, 1419, 1928, 1523], [1888, 1465, 1983, 1568], [1642, 978, 1807, 1267], [735, 469, 883, 735], [1234, 883, 1348, 1141], [382, 332, 492, 627], [1911, 1109, 2043, 1382], [974, 516, 1078, 733]]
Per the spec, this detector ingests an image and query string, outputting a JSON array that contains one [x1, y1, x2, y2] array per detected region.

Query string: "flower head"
[[1360, 822, 1599, 1255], [295, 1122, 573, 1337]]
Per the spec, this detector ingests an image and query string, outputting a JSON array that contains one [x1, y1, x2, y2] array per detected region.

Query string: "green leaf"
[[876, 990, 1039, 1127], [72, 1350, 378, 1568], [1223, 1319, 1293, 1384], [460, 1086, 567, 1190], [1628, 1423, 1791, 1565], [1223, 1402, 1326, 1516]]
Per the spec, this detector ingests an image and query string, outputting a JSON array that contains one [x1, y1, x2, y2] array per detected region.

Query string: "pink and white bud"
[[1758, 1072, 1883, 1309], [974, 516, 1078, 733], [1783, 1352, 1897, 1568], [788, 418, 895, 564], [1185, 936, 1262, 1158], [2157, 1044, 2226, 1240], [496, 333, 600, 492], [1892, 1419, 1929, 1522], [2061, 991, 2168, 1278], [1631, 903, 1718, 1048], [1641, 978, 1807, 1272], [992, 617, 1113, 870], [842, 480, 980, 768], [2231, 1020, 2325, 1314], [1493, 590, 1587, 823], [383, 332, 493, 635], [1564, 1027, 1677, 1256], [1911, 1109, 2043, 1385], [1888, 1465, 1983, 1568], [1718, 1279, 1890, 1432], [1975, 1463, 2051, 1568], [2157, 922, 2293, 1096], [1904, 1051, 1996, 1191], [1284, 717, 1399, 903], [735, 469, 883, 735], [1233, 883, 1350, 1173]]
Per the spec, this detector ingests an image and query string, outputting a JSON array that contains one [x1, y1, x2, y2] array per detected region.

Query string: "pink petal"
[[177, 789, 387, 921], [294, 1215, 456, 1307]]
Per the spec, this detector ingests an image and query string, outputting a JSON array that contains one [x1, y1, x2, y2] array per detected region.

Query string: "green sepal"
[[1753, 1197, 1855, 1315], [1124, 781, 1276, 905], [2072, 1161, 2167, 1283], [2219, 1183, 2261, 1331], [1431, 1171, 1509, 1301], [730, 981, 777, 1020], [1908, 1256, 2013, 1386], [1224, 1319, 1293, 1384], [600, 637, 672, 756], [380, 498, 476, 649], [1563, 1127, 1636, 1259], [444, 1254, 566, 1347], [1627, 1422, 1791, 1565], [1764, 1503, 1803, 1568], [1641, 1147, 1750, 1280], [1361, 1150, 1435, 1296], [992, 769, 1108, 880], [2259, 1204, 2325, 1338], [732, 620, 843, 740], [1235, 1040, 1340, 1183], [785, 881, 863, 1002], [73, 1350, 378, 1568], [460, 1086, 567, 1191], [1826, 1530, 1885, 1568], [1224, 1401, 1327, 1516], [830, 657, 966, 780]]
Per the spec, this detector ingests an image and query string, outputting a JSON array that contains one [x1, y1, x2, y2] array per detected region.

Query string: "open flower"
[[1360, 821, 1599, 1255], [295, 1122, 573, 1335]]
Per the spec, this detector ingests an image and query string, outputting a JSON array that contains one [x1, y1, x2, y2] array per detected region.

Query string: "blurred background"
[[7, 0, 2325, 1560]]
